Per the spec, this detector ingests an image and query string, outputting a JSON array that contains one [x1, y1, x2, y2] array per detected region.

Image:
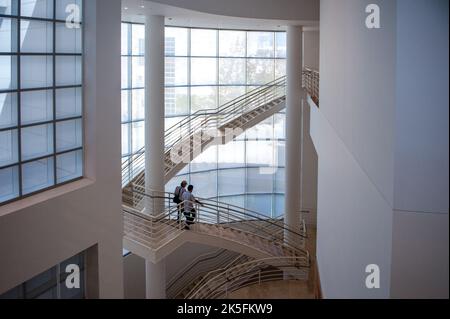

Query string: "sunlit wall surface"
[[121, 23, 287, 217], [0, 0, 83, 205]]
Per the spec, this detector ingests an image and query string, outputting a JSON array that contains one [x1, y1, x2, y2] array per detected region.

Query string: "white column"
[[144, 14, 166, 300], [145, 15, 165, 213], [146, 259, 166, 299], [284, 26, 305, 246]]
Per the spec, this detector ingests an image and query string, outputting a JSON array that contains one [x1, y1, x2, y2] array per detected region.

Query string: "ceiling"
[[122, 0, 319, 31]]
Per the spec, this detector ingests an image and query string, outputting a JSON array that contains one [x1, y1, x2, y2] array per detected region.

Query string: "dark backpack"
[[173, 186, 182, 204]]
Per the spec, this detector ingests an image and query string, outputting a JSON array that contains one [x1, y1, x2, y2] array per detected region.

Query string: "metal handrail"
[[121, 76, 287, 187], [185, 256, 310, 299], [122, 186, 309, 259], [166, 249, 242, 299]]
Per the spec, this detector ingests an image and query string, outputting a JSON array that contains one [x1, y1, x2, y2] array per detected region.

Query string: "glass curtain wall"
[[121, 23, 287, 217], [0, 0, 83, 205]]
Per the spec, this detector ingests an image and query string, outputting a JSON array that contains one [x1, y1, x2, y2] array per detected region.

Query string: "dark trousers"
[[184, 209, 196, 225], [174, 199, 183, 221]]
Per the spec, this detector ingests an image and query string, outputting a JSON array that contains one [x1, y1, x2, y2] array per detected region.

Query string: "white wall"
[[150, 0, 319, 22], [0, 0, 124, 298], [391, 0, 449, 298], [304, 31, 320, 70], [124, 254, 146, 299], [314, 0, 397, 298]]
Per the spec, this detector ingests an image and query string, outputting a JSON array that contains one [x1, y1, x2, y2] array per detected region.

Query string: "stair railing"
[[121, 76, 287, 188], [185, 256, 310, 299], [166, 249, 242, 299], [122, 185, 309, 257]]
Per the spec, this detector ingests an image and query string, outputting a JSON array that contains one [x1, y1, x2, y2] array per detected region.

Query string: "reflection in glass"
[[22, 156, 54, 195]]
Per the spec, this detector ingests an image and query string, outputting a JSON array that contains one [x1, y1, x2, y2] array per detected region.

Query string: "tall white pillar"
[[284, 26, 305, 246], [144, 14, 166, 299], [146, 259, 166, 299], [145, 15, 165, 213]]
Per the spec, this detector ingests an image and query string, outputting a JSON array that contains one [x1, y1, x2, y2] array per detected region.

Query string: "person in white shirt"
[[181, 185, 203, 230]]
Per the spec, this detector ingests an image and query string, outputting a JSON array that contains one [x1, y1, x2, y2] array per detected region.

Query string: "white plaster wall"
[[124, 254, 146, 299], [0, 0, 124, 298], [304, 31, 320, 70], [314, 0, 397, 298], [391, 0, 449, 299], [311, 105, 393, 298]]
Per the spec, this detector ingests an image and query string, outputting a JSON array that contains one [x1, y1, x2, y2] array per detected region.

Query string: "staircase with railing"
[[122, 71, 319, 299], [122, 185, 308, 262], [185, 256, 311, 299], [122, 69, 319, 189]]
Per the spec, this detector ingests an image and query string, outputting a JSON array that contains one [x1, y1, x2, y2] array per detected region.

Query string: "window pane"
[[218, 168, 245, 196], [246, 116, 273, 140], [165, 57, 188, 86], [24, 267, 57, 299], [190, 170, 217, 199], [131, 121, 144, 152], [191, 58, 217, 85], [191, 145, 217, 173], [131, 57, 144, 87], [218, 86, 246, 106], [274, 167, 285, 193], [217, 140, 245, 169], [21, 90, 53, 125], [20, 0, 53, 19], [274, 113, 285, 139], [20, 19, 52, 53], [219, 30, 245, 57], [55, 87, 82, 120], [247, 59, 274, 85], [56, 118, 82, 152], [246, 140, 274, 166], [56, 55, 82, 86], [21, 56, 52, 89], [219, 195, 245, 208], [246, 194, 272, 217], [0, 18, 18, 52], [219, 58, 245, 85], [0, 56, 17, 90], [191, 86, 217, 112], [0, 129, 18, 166], [191, 29, 216, 56], [121, 57, 129, 88], [165, 86, 188, 116], [121, 123, 130, 156], [0, 93, 18, 129], [56, 22, 82, 54], [0, 165, 19, 202], [55, 0, 83, 21], [275, 140, 285, 167], [121, 23, 130, 55], [22, 156, 54, 195], [247, 167, 273, 193], [0, 0, 18, 15], [247, 32, 274, 58], [131, 89, 144, 121], [21, 124, 53, 160], [165, 27, 188, 56], [132, 24, 145, 55], [56, 149, 82, 183], [121, 90, 129, 122], [274, 194, 284, 217], [275, 59, 286, 79], [275, 32, 286, 58]]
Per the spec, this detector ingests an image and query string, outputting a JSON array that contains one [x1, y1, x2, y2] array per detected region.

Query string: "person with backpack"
[[173, 181, 187, 223]]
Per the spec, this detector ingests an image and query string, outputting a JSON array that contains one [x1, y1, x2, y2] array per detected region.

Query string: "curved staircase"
[[121, 70, 320, 299]]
